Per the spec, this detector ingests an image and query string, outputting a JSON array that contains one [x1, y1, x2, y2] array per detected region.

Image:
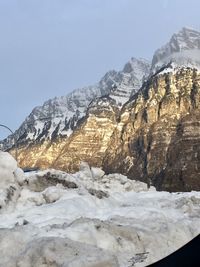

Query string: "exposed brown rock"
[[103, 68, 200, 191], [27, 171, 78, 192]]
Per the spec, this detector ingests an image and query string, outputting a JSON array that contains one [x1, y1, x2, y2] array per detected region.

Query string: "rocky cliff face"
[[103, 67, 200, 191], [3, 28, 200, 192], [16, 96, 120, 171]]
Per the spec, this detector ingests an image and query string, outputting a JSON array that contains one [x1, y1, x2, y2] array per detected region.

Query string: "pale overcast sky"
[[0, 0, 199, 138]]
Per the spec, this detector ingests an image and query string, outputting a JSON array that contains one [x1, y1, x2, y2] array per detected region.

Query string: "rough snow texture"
[[151, 27, 200, 73], [0, 153, 199, 267], [0, 151, 25, 211], [1, 58, 150, 150]]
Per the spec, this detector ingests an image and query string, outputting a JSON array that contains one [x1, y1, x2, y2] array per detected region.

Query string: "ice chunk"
[[91, 167, 105, 180]]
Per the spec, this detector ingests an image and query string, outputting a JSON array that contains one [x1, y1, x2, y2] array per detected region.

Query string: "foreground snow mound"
[[0, 151, 25, 211], [3, 234, 118, 267], [0, 151, 18, 185], [0, 154, 199, 266]]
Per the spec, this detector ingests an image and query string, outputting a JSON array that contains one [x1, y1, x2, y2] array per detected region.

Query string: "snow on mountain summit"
[[151, 27, 200, 73]]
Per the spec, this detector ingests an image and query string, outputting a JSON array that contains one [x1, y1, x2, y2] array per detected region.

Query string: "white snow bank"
[[0, 154, 199, 266], [0, 151, 25, 211], [0, 151, 26, 187], [0, 151, 17, 186]]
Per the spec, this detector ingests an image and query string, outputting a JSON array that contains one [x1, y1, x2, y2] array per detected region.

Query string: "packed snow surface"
[[0, 153, 200, 267]]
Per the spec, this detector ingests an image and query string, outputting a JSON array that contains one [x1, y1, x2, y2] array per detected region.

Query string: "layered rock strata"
[[103, 67, 200, 191]]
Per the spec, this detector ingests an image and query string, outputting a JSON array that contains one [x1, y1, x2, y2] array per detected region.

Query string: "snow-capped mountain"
[[2, 27, 200, 192], [151, 27, 200, 73], [1, 58, 150, 150], [103, 28, 200, 191]]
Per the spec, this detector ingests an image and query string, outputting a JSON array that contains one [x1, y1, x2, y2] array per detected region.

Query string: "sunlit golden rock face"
[[14, 96, 119, 173], [15, 139, 67, 170], [103, 68, 200, 191], [12, 68, 200, 191]]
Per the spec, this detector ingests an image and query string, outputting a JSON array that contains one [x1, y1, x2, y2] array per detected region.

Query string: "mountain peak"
[[181, 26, 199, 32], [171, 27, 200, 50], [123, 57, 150, 73], [151, 27, 200, 72]]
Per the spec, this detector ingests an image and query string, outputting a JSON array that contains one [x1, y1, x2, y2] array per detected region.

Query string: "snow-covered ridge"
[[0, 58, 150, 150], [87, 58, 151, 114], [109, 58, 150, 106], [151, 27, 200, 73], [0, 152, 199, 267]]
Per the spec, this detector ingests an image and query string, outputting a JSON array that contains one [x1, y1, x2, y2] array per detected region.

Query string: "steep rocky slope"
[[15, 96, 120, 171], [101, 27, 200, 191], [103, 67, 200, 191]]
